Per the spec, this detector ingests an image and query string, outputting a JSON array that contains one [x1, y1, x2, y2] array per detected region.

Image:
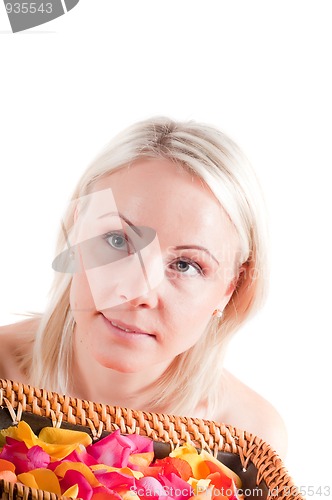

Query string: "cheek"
[[70, 271, 96, 313], [163, 296, 213, 350], [163, 277, 228, 344]]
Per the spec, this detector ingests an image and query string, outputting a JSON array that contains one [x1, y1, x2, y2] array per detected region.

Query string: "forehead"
[[88, 158, 240, 257]]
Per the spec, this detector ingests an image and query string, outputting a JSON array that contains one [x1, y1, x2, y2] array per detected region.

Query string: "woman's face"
[[70, 158, 241, 373]]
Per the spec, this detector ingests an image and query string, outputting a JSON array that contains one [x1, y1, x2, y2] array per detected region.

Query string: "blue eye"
[[103, 232, 132, 252], [171, 258, 203, 277]]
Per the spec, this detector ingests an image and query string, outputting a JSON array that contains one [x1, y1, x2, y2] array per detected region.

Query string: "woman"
[[0, 116, 287, 457]]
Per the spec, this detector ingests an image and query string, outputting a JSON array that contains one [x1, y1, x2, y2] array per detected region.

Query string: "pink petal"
[[0, 439, 29, 469], [92, 485, 123, 500], [26, 446, 51, 470], [158, 473, 194, 500], [94, 470, 136, 490], [135, 476, 170, 500], [65, 448, 99, 466], [60, 470, 93, 500], [87, 431, 153, 468], [123, 434, 154, 454], [0, 440, 50, 475]]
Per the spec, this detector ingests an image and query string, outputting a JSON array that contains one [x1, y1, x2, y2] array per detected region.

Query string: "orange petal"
[[201, 451, 242, 488], [128, 452, 154, 467], [28, 468, 61, 495], [17, 472, 39, 489], [170, 444, 210, 480], [0, 458, 16, 473]]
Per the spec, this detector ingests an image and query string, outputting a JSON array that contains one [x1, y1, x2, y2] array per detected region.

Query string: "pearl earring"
[[213, 309, 223, 318]]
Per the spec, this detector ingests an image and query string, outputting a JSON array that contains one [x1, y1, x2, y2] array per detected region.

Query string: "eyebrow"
[[172, 245, 220, 265], [97, 212, 143, 237], [97, 213, 219, 264]]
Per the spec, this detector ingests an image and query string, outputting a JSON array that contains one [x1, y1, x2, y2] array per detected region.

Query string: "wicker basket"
[[0, 379, 304, 500]]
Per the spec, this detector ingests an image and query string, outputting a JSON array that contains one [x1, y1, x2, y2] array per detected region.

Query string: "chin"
[[93, 352, 144, 373]]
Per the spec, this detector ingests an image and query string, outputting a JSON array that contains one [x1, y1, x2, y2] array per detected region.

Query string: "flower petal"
[[55, 461, 100, 487], [128, 452, 154, 468], [64, 446, 99, 466], [1, 422, 90, 461], [92, 486, 123, 500], [27, 468, 61, 495], [17, 472, 39, 489], [94, 470, 137, 490], [63, 483, 79, 498], [202, 455, 241, 489], [153, 457, 193, 481], [0, 440, 50, 475], [134, 475, 169, 500], [39, 427, 92, 448], [1, 421, 39, 448], [158, 472, 194, 500], [61, 470, 94, 500], [170, 445, 209, 480], [91, 465, 143, 480], [87, 430, 153, 468], [0, 458, 16, 473], [27, 446, 51, 470]]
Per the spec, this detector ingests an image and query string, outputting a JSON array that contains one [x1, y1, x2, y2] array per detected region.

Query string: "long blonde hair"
[[30, 117, 268, 416]]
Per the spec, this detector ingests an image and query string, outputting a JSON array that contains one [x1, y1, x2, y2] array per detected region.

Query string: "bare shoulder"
[[218, 370, 288, 459], [0, 316, 40, 383]]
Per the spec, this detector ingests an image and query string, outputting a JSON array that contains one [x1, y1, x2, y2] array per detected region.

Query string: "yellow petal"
[[188, 478, 211, 495], [54, 462, 99, 487], [28, 469, 61, 495], [1, 423, 93, 460], [39, 427, 92, 448], [63, 484, 79, 498], [17, 472, 39, 489], [171, 443, 198, 457], [1, 421, 39, 448]]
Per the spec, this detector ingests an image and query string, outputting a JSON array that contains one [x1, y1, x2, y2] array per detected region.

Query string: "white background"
[[0, 0, 331, 495]]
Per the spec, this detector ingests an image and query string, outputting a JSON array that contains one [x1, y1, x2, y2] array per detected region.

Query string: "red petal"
[[154, 458, 193, 481]]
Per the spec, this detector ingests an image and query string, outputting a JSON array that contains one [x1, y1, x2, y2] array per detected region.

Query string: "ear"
[[218, 263, 248, 309]]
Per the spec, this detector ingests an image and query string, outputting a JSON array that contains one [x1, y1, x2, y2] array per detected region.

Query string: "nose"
[[84, 231, 165, 311], [123, 287, 160, 309], [114, 238, 165, 309]]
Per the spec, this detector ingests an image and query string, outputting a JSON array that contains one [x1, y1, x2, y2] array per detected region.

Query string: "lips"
[[101, 314, 151, 335]]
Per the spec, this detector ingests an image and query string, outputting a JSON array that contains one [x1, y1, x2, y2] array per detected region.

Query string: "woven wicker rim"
[[0, 379, 304, 500]]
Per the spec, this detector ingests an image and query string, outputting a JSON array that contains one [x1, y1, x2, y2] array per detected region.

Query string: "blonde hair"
[[30, 117, 268, 416]]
